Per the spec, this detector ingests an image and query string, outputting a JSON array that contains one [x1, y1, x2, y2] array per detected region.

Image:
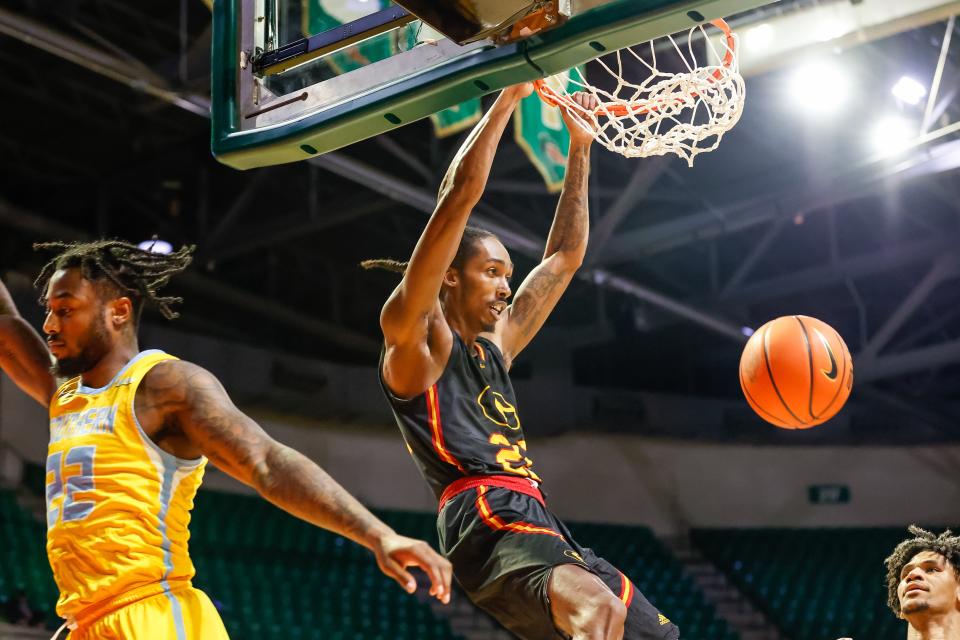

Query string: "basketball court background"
[[1, 0, 959, 638]]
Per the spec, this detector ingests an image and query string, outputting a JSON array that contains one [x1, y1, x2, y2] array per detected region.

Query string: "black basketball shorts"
[[437, 484, 681, 640]]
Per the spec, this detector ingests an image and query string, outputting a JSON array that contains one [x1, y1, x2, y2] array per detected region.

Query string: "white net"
[[538, 20, 745, 167]]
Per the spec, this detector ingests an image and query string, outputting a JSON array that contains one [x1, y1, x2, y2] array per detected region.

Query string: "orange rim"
[[534, 19, 736, 118]]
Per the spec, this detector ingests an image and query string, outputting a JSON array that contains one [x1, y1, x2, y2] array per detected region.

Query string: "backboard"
[[211, 0, 773, 170]]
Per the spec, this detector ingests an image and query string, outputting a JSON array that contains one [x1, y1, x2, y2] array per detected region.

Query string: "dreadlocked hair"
[[884, 525, 960, 615], [360, 258, 408, 274], [33, 239, 195, 321], [360, 226, 496, 276]]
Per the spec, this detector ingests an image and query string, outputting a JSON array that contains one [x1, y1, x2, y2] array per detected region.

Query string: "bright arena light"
[[744, 24, 774, 52], [789, 61, 850, 115], [870, 116, 917, 156], [891, 76, 926, 106], [138, 239, 173, 254], [814, 22, 847, 42]]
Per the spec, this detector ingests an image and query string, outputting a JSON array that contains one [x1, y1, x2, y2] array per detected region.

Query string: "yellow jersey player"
[[0, 239, 451, 639]]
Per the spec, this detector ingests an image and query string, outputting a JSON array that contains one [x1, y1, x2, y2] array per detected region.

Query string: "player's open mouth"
[[490, 304, 506, 316]]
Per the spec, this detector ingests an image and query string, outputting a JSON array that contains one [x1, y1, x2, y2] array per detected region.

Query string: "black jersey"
[[381, 333, 680, 640], [379, 331, 541, 500]]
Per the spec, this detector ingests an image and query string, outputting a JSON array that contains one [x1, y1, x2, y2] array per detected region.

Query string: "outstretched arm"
[[380, 85, 531, 349], [499, 94, 597, 363], [136, 360, 452, 603], [0, 277, 56, 406]]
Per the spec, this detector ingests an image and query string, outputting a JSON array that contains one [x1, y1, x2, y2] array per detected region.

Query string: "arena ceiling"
[[1, 0, 959, 437]]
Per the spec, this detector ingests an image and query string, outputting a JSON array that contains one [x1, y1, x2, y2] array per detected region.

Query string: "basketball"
[[739, 316, 853, 429]]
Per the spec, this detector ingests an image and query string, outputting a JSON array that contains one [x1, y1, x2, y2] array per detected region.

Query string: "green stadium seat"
[[0, 485, 741, 639], [692, 527, 957, 640]]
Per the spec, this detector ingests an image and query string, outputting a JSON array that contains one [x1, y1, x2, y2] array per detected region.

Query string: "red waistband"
[[439, 475, 544, 511]]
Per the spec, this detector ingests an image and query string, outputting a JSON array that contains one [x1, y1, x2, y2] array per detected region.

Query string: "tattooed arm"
[[135, 360, 452, 602], [0, 277, 55, 406], [381, 84, 532, 398], [496, 94, 597, 364]]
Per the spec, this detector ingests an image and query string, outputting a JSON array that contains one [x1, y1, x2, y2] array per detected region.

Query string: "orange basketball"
[[739, 315, 853, 429]]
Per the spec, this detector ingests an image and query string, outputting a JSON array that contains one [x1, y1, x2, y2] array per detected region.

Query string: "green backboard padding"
[[211, 0, 772, 169]]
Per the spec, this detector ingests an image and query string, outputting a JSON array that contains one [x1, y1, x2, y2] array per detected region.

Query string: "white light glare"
[[741, 326, 755, 337], [744, 24, 774, 51], [138, 239, 174, 255], [789, 61, 850, 115], [891, 76, 926, 106], [815, 22, 847, 42], [871, 116, 917, 157]]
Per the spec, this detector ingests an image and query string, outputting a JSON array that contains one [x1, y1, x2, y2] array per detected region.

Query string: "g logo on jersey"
[[477, 386, 521, 430]]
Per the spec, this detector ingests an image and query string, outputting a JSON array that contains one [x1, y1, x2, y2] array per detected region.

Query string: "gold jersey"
[[46, 350, 206, 621]]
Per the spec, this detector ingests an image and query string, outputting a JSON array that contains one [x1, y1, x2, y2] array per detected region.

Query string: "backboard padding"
[[212, 0, 773, 170]]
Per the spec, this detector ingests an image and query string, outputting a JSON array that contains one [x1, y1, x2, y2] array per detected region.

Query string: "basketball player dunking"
[[0, 241, 451, 639], [369, 83, 680, 639]]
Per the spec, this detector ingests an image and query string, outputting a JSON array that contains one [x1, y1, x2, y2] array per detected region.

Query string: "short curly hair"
[[884, 525, 960, 615]]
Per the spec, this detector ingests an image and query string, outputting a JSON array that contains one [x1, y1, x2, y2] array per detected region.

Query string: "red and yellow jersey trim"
[[427, 384, 466, 473], [474, 485, 563, 538], [618, 572, 635, 608]]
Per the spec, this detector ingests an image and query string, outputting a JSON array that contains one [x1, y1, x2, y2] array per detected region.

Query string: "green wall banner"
[[513, 68, 583, 193]]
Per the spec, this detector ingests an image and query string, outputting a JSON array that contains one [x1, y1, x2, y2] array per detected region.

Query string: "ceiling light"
[[891, 76, 926, 106], [814, 22, 847, 42], [870, 116, 917, 157], [744, 24, 774, 52], [788, 61, 850, 116]]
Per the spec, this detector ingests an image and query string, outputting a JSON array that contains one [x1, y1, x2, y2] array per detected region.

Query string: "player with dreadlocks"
[[885, 525, 960, 639], [0, 239, 452, 639], [368, 83, 680, 640]]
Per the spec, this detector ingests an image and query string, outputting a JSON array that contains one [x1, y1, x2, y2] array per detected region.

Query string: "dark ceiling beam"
[[309, 153, 747, 343], [859, 253, 960, 359], [719, 217, 786, 296], [206, 168, 274, 246], [664, 166, 730, 226], [0, 137, 100, 181], [600, 137, 960, 263], [210, 198, 395, 262], [117, 194, 182, 240], [856, 384, 960, 435], [0, 199, 83, 239], [921, 14, 956, 134], [0, 197, 379, 355], [713, 233, 960, 306], [309, 153, 543, 255], [0, 5, 209, 117], [586, 158, 668, 265], [487, 179, 628, 200], [89, 0, 183, 55], [376, 136, 433, 185], [67, 18, 157, 78], [890, 298, 960, 353], [0, 67, 123, 133], [859, 338, 960, 383]]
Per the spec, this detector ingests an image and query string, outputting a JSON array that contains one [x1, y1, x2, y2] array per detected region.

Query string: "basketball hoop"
[[534, 19, 745, 167]]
